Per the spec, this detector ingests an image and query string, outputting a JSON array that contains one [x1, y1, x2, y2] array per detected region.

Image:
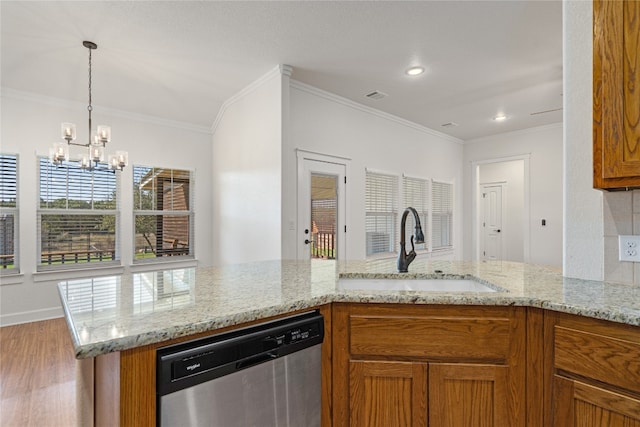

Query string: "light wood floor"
[[1, 318, 76, 426]]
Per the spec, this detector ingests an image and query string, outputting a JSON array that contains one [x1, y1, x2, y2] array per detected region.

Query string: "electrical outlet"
[[618, 235, 640, 261]]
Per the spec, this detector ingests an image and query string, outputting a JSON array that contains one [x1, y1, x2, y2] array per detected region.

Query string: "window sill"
[[129, 258, 198, 272], [366, 253, 397, 261], [429, 248, 454, 257], [33, 265, 126, 283], [0, 272, 24, 286]]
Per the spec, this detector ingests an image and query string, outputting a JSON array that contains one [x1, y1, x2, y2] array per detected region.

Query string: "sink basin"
[[337, 278, 499, 292]]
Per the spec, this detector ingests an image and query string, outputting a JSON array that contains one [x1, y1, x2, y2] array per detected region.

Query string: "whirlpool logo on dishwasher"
[[186, 363, 201, 371]]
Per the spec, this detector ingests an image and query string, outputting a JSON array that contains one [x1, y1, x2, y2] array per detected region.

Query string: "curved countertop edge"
[[62, 289, 640, 359]]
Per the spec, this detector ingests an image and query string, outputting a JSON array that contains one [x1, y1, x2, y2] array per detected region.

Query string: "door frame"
[[471, 154, 530, 262], [296, 149, 351, 260]]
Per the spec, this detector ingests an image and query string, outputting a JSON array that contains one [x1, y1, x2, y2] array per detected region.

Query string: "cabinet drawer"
[[349, 314, 512, 361], [554, 325, 640, 394]]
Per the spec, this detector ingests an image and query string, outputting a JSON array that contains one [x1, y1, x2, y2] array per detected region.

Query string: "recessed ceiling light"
[[405, 66, 425, 76], [493, 114, 508, 122]]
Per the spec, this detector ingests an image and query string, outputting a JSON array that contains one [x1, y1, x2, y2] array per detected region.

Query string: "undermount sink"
[[337, 277, 500, 292]]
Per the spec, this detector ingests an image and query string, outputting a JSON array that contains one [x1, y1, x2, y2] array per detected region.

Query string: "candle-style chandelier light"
[[50, 41, 128, 171]]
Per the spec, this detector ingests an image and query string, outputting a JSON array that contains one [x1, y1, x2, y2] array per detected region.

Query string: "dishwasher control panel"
[[265, 322, 319, 347], [156, 310, 324, 395]]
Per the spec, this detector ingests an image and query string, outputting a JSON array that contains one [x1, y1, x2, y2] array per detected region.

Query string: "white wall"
[[479, 160, 525, 263], [563, 0, 603, 280], [211, 68, 284, 266], [286, 81, 465, 261], [463, 124, 563, 267], [0, 90, 213, 325]]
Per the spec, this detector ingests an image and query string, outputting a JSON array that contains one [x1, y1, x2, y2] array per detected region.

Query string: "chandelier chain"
[[87, 46, 92, 146]]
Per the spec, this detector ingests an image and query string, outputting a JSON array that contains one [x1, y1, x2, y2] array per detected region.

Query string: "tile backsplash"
[[604, 190, 640, 284]]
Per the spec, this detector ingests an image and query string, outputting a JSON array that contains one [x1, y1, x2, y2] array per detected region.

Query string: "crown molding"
[[211, 65, 288, 134], [280, 64, 293, 77], [464, 122, 563, 145], [0, 87, 212, 135], [289, 80, 464, 145]]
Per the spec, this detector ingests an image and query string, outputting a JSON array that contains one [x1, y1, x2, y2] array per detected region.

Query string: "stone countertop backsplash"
[[58, 259, 640, 359]]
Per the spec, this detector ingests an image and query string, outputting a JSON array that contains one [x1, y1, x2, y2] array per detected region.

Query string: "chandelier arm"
[[68, 141, 90, 148]]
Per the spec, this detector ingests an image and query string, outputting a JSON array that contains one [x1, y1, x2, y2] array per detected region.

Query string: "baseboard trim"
[[0, 306, 64, 326]]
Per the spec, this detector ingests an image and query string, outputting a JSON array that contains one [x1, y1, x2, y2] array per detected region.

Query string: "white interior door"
[[481, 184, 503, 261], [297, 158, 346, 260]]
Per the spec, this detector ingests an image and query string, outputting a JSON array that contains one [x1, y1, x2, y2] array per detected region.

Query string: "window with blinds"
[[403, 176, 429, 251], [432, 180, 453, 250], [38, 158, 119, 270], [365, 171, 398, 256], [0, 154, 18, 272], [133, 166, 194, 262]]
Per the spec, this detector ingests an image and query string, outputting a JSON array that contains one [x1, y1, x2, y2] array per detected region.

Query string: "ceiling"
[[0, 1, 563, 141]]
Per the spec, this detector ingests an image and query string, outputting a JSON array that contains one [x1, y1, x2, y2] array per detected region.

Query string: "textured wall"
[[563, 0, 604, 281]]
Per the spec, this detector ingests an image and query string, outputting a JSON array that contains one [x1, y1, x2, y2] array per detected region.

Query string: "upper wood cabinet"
[[594, 0, 640, 190]]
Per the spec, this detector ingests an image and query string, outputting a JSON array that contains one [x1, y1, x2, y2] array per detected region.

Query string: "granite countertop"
[[58, 259, 640, 359]]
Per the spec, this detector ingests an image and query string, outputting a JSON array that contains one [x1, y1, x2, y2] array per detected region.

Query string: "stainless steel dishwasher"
[[156, 311, 324, 427]]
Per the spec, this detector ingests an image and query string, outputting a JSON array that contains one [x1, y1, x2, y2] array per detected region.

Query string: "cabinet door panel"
[[553, 375, 640, 426], [594, 0, 640, 188], [601, 0, 640, 178], [350, 360, 427, 427], [429, 363, 513, 427]]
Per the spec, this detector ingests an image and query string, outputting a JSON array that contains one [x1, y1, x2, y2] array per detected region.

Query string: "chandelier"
[[50, 41, 128, 171]]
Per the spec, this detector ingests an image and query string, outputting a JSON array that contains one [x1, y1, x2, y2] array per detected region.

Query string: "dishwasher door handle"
[[235, 352, 277, 370]]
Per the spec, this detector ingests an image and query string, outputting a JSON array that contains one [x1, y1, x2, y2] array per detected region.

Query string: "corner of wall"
[[562, 0, 604, 281]]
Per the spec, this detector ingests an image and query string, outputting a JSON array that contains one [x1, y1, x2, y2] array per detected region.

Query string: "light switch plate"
[[618, 235, 640, 262]]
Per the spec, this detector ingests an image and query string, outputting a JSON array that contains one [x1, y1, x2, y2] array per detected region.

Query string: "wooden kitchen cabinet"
[[545, 312, 640, 426], [333, 304, 528, 426], [350, 360, 427, 426], [429, 363, 513, 426], [553, 376, 640, 426], [593, 0, 640, 189]]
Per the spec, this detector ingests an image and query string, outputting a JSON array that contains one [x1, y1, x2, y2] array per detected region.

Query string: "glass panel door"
[[310, 174, 337, 259]]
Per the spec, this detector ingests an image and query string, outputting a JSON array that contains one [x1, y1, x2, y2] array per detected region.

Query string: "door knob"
[[304, 239, 311, 245]]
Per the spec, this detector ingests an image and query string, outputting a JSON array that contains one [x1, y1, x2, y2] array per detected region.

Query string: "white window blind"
[[365, 171, 398, 256], [0, 154, 18, 272], [38, 158, 119, 270], [403, 176, 428, 251], [133, 165, 194, 263], [432, 180, 453, 250]]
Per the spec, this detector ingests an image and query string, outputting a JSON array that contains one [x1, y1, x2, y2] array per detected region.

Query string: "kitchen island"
[[58, 259, 640, 426]]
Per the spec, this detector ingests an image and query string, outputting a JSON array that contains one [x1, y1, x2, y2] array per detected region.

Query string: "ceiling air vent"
[[441, 122, 459, 128], [365, 90, 388, 100]]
